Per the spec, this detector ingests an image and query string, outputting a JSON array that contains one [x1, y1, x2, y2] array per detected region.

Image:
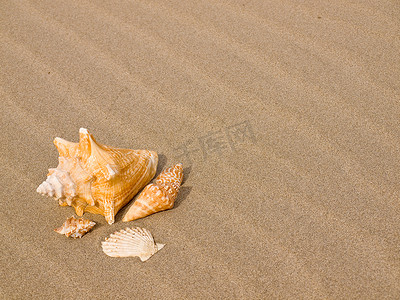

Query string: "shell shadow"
[[182, 165, 192, 184], [90, 220, 105, 233], [174, 165, 192, 208], [155, 153, 168, 177], [115, 200, 135, 223], [174, 186, 192, 208]]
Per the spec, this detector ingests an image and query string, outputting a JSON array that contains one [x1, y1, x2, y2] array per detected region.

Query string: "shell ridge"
[[101, 227, 162, 261]]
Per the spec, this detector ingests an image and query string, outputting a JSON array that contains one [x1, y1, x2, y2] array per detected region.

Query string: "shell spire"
[[54, 137, 78, 158], [122, 163, 183, 222], [37, 128, 158, 224]]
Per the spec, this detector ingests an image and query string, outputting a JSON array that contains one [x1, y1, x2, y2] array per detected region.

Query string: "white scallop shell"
[[101, 227, 164, 261]]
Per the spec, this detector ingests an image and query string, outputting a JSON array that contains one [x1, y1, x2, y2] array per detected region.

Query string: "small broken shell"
[[122, 163, 183, 222], [101, 227, 164, 261], [54, 216, 96, 238]]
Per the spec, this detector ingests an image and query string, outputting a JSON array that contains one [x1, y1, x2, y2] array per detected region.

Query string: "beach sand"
[[1, 1, 399, 299]]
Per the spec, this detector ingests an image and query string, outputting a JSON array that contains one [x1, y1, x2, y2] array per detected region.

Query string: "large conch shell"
[[54, 216, 96, 238], [37, 128, 158, 224], [122, 163, 183, 222], [102, 227, 165, 261]]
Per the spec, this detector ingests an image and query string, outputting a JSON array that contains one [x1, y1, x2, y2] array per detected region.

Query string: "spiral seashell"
[[54, 216, 96, 238], [37, 128, 158, 224], [37, 169, 77, 206], [122, 163, 183, 222], [101, 227, 164, 261]]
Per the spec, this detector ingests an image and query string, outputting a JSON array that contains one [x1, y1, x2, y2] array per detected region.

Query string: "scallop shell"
[[54, 216, 96, 238], [122, 163, 183, 222], [102, 227, 164, 261], [37, 128, 158, 224]]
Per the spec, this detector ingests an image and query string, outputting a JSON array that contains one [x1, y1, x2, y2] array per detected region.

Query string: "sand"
[[1, 0, 399, 299]]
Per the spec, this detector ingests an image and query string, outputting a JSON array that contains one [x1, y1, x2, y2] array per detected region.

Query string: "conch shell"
[[54, 216, 96, 238], [122, 163, 183, 222], [37, 128, 158, 224], [102, 227, 164, 261]]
